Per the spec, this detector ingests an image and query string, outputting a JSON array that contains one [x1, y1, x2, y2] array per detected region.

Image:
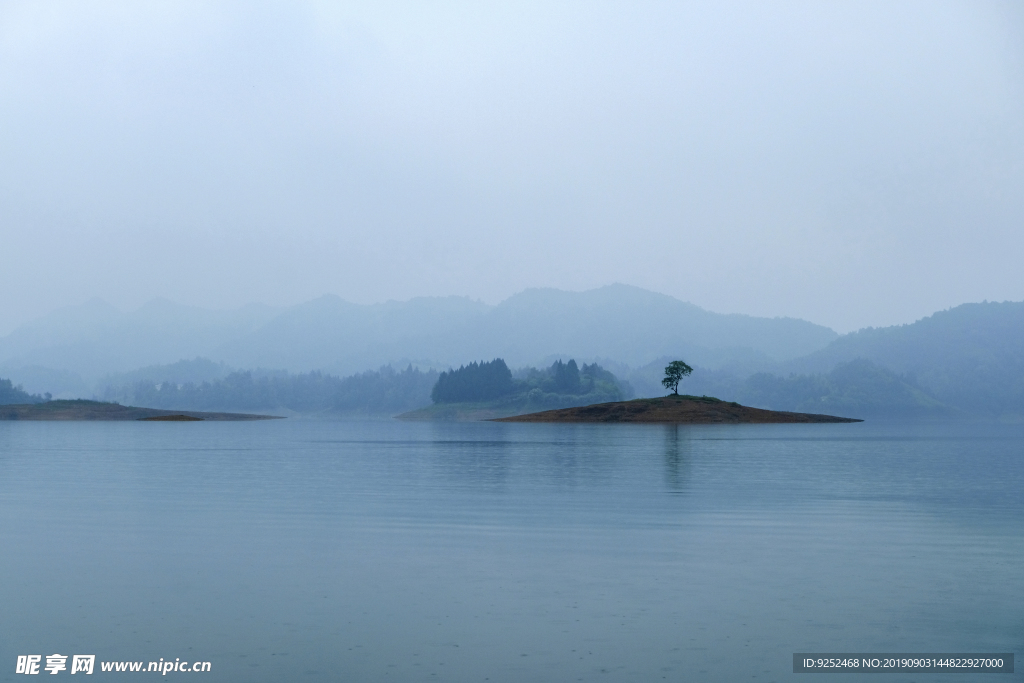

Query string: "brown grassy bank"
[[494, 395, 862, 424]]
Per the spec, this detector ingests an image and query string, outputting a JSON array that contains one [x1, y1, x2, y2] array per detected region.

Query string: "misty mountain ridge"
[[775, 301, 1024, 415], [0, 297, 280, 385], [0, 284, 836, 393], [3, 287, 1021, 419], [99, 357, 234, 390], [216, 286, 837, 375]]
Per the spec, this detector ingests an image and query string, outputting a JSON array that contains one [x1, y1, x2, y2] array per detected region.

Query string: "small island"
[[497, 360, 861, 423], [494, 394, 862, 424], [0, 400, 282, 421], [397, 357, 863, 423]]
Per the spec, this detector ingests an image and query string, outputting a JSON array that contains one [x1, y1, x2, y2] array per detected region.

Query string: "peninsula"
[[0, 400, 282, 421], [494, 395, 862, 424]]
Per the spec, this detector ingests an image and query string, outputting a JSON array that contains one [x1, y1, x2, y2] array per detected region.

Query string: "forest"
[[99, 365, 438, 415], [74, 359, 633, 416], [431, 358, 631, 408]]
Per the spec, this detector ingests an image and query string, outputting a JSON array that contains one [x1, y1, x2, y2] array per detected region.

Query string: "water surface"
[[1, 420, 1021, 682]]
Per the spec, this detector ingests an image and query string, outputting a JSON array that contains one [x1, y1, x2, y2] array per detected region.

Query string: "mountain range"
[[0, 285, 836, 395], [2, 286, 1021, 419]]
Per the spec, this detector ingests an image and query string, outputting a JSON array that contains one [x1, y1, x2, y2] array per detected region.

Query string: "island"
[[0, 400, 282, 421], [493, 395, 862, 423]]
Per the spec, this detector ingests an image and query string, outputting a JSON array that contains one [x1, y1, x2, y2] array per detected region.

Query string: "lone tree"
[[661, 360, 693, 395]]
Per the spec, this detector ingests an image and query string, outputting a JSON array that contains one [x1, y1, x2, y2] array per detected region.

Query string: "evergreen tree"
[[549, 359, 582, 394], [431, 359, 515, 403]]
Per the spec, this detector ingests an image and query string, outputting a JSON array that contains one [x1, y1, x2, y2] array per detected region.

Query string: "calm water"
[[0, 420, 1021, 682]]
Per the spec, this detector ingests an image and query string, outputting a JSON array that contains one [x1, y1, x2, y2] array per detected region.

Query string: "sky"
[[1, 0, 1022, 335]]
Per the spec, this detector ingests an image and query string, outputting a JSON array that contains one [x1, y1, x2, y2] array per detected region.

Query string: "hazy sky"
[[2, 0, 1022, 335]]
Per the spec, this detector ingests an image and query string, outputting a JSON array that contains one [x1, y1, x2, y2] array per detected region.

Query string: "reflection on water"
[[662, 425, 690, 493], [0, 420, 1021, 683]]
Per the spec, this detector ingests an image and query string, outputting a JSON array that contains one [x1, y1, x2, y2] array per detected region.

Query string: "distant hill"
[[736, 359, 951, 419], [779, 302, 1024, 416], [99, 357, 233, 390], [0, 285, 837, 392], [197, 284, 839, 374], [0, 298, 279, 390]]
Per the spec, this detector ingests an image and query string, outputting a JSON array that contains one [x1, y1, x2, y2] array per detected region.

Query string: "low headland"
[[0, 400, 282, 421], [494, 394, 862, 424]]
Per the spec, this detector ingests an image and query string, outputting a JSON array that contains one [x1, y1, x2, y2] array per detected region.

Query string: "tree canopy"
[[661, 360, 693, 395], [0, 378, 45, 405], [431, 359, 514, 403], [430, 359, 630, 405], [104, 366, 438, 415]]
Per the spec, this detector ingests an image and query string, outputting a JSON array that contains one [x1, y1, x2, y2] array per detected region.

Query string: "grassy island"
[[494, 394, 862, 424]]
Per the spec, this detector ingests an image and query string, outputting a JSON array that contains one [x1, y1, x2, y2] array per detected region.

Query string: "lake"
[[1, 420, 1021, 682]]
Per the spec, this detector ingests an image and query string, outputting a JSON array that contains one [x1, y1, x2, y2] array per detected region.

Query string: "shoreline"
[[0, 400, 282, 421]]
